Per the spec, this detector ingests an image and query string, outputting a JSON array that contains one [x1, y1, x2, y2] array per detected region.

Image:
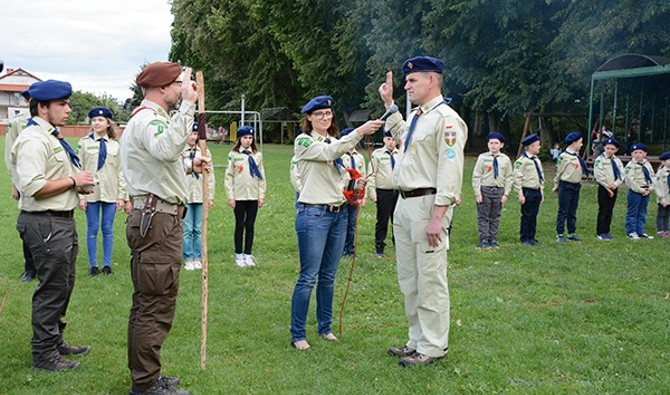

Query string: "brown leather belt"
[[132, 196, 183, 216], [399, 187, 437, 199]]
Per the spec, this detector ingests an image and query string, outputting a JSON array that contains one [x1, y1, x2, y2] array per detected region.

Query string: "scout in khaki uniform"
[[593, 138, 625, 240], [11, 80, 96, 372], [290, 96, 383, 351], [182, 130, 215, 271], [553, 131, 589, 242], [225, 126, 265, 268], [367, 130, 399, 257], [4, 100, 37, 283], [513, 133, 545, 245], [380, 56, 468, 367], [471, 132, 513, 249], [623, 143, 655, 239], [76, 107, 126, 276], [655, 152, 670, 237], [121, 63, 210, 395], [339, 127, 367, 257]]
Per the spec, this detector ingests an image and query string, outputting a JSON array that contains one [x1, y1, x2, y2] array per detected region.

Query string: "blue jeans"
[[85, 201, 117, 267], [342, 204, 358, 255], [290, 204, 347, 341], [183, 203, 203, 259], [625, 190, 650, 235]]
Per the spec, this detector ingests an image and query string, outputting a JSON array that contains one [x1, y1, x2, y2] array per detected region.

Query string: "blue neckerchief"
[[565, 150, 589, 177], [523, 151, 544, 182], [603, 154, 621, 181], [638, 162, 652, 185], [189, 148, 200, 179], [387, 149, 395, 169], [27, 118, 37, 127], [89, 133, 107, 171], [403, 98, 451, 153], [242, 149, 263, 180], [52, 130, 82, 169], [346, 152, 356, 170], [493, 155, 499, 179], [324, 138, 344, 174]]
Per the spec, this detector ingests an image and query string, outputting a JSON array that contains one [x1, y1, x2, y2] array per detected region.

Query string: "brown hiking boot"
[[399, 352, 442, 367], [129, 378, 190, 395], [32, 355, 80, 372], [58, 341, 90, 356], [387, 345, 416, 358]]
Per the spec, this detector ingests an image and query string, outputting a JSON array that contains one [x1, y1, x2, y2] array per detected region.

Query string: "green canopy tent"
[[587, 53, 670, 157]]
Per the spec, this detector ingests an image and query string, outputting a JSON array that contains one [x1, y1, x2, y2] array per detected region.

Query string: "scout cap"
[[603, 138, 620, 148], [630, 142, 648, 153], [88, 107, 113, 119], [402, 56, 445, 76], [237, 126, 254, 137], [521, 133, 540, 146], [487, 132, 505, 143], [340, 127, 355, 137], [301, 95, 333, 114], [383, 130, 393, 138], [26, 80, 72, 101], [659, 152, 670, 161], [136, 62, 182, 88], [563, 131, 582, 144]]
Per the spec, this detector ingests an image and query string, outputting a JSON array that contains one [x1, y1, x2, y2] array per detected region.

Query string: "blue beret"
[[630, 142, 648, 153], [340, 127, 355, 137], [402, 56, 445, 76], [603, 138, 620, 148], [383, 130, 393, 138], [521, 133, 540, 147], [26, 80, 72, 102], [301, 95, 333, 114], [88, 107, 113, 120], [659, 152, 670, 161], [21, 89, 31, 100], [487, 132, 505, 143], [237, 126, 254, 138], [563, 131, 582, 145]]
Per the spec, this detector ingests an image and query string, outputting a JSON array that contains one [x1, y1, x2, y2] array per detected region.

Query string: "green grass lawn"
[[1, 138, 668, 394]]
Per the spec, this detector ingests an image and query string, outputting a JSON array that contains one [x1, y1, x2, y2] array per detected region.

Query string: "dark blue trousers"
[[520, 188, 542, 242], [556, 181, 581, 235]]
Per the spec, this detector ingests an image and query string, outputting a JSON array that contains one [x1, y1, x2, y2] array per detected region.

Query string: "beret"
[[487, 132, 505, 143], [383, 130, 393, 138], [21, 89, 31, 100], [402, 56, 445, 76], [602, 138, 620, 148], [630, 142, 648, 153], [340, 127, 355, 137], [237, 126, 254, 137], [302, 95, 333, 114], [88, 107, 113, 120], [26, 80, 72, 101], [521, 133, 540, 147], [136, 62, 182, 88], [563, 131, 583, 145], [659, 152, 670, 161]]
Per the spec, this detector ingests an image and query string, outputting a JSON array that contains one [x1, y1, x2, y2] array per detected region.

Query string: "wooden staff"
[[195, 71, 210, 370]]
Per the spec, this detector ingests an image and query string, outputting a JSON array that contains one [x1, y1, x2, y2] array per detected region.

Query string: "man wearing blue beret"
[[379, 56, 468, 367], [10, 80, 97, 372], [552, 131, 589, 242], [593, 138, 625, 240]]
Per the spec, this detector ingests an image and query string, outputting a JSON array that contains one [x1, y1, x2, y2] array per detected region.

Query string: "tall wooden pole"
[[196, 71, 210, 370]]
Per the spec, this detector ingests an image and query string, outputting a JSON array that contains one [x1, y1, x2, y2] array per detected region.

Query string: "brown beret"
[[136, 62, 182, 88]]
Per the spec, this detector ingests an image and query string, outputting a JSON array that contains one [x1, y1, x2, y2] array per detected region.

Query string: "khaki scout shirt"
[[294, 130, 363, 206], [5, 112, 29, 185], [341, 149, 366, 174], [385, 95, 468, 206], [593, 153, 624, 189], [513, 152, 545, 196], [224, 148, 266, 201], [367, 147, 398, 200], [183, 145, 215, 204], [472, 151, 513, 196], [120, 99, 195, 205], [554, 149, 585, 185], [655, 166, 670, 205], [10, 116, 79, 211], [624, 159, 655, 194], [289, 155, 301, 192], [76, 133, 126, 203]]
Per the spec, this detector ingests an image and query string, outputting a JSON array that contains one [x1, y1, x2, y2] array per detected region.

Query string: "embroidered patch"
[[297, 137, 313, 148], [149, 120, 167, 136], [445, 130, 457, 147], [237, 165, 244, 174], [447, 148, 457, 159], [485, 165, 492, 172]]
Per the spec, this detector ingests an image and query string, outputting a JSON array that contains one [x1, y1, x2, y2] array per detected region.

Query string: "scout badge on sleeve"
[[343, 168, 366, 205], [140, 195, 157, 237]]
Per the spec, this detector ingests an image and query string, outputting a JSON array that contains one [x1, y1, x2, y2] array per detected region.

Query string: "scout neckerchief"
[[522, 150, 543, 182], [346, 151, 356, 170], [242, 149, 263, 180], [564, 149, 589, 177], [386, 149, 396, 169], [403, 98, 451, 153], [638, 161, 652, 185], [603, 153, 621, 181], [323, 137, 345, 174], [31, 116, 82, 169], [89, 132, 107, 171], [492, 154, 499, 179]]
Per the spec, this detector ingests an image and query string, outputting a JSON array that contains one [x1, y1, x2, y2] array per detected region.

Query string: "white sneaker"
[[184, 260, 195, 271], [235, 256, 246, 267], [639, 233, 654, 239], [244, 254, 256, 267], [627, 233, 640, 240], [193, 259, 202, 269]]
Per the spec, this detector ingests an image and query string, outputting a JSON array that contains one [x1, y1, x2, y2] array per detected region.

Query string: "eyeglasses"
[[172, 80, 183, 86], [312, 110, 334, 119]]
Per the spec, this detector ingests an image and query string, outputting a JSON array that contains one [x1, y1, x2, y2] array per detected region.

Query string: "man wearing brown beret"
[[121, 62, 210, 395]]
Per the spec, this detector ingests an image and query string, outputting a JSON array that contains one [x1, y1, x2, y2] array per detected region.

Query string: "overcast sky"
[[0, 0, 174, 102]]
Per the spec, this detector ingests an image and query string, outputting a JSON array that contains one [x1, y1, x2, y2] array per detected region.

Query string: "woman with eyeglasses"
[[290, 95, 384, 350]]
